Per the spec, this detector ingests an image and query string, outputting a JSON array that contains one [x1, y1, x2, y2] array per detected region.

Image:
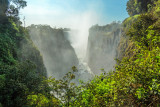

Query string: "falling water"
[[64, 29, 94, 82], [28, 22, 121, 82]]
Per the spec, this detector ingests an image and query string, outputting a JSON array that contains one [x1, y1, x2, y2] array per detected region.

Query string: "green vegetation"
[[0, 0, 160, 106], [72, 0, 160, 106], [127, 0, 158, 16], [0, 0, 48, 106], [68, 0, 160, 107], [123, 14, 139, 32], [70, 0, 160, 106], [90, 21, 121, 32]]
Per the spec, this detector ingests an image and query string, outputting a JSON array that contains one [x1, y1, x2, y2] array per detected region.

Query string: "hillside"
[[0, 1, 49, 106], [0, 0, 160, 106], [70, 0, 160, 106], [0, 19, 48, 106]]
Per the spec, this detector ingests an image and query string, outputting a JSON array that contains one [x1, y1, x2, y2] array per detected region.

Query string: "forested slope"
[[0, 0, 160, 106], [32, 0, 159, 106], [70, 0, 160, 106], [0, 0, 49, 106]]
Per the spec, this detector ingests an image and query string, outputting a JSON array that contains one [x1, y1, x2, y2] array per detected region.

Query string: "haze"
[[20, 0, 129, 28], [19, 0, 130, 80]]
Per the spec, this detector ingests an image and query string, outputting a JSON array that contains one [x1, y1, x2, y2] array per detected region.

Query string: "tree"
[[127, 0, 158, 16], [0, 0, 27, 23], [0, 0, 9, 23], [0, 0, 9, 13], [45, 66, 79, 107], [7, 0, 27, 17]]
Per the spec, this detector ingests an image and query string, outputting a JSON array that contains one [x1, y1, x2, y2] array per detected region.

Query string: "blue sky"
[[20, 0, 129, 28]]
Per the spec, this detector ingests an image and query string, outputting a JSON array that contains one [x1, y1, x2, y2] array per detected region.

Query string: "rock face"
[[86, 22, 121, 75], [28, 25, 79, 79]]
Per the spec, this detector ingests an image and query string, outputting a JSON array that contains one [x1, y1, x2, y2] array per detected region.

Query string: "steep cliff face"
[[28, 25, 79, 79], [86, 22, 121, 74]]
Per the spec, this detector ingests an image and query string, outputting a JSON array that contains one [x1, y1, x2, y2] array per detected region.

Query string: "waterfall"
[[63, 29, 94, 83], [28, 22, 121, 82], [28, 24, 93, 82]]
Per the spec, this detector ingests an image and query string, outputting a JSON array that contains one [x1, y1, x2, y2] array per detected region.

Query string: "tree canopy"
[[0, 0, 27, 23], [127, 0, 158, 16]]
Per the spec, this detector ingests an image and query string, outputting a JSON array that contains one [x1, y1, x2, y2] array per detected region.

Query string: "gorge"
[[1, 0, 160, 106], [27, 22, 122, 81]]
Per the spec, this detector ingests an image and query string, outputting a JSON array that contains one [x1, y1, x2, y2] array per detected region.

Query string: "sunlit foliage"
[[0, 0, 160, 106]]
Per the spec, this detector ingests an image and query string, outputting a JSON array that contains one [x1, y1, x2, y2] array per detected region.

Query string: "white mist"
[[67, 11, 98, 60], [64, 11, 98, 79]]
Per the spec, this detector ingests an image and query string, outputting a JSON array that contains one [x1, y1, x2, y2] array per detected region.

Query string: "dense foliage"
[[69, 0, 160, 106], [34, 1, 160, 105], [90, 21, 121, 32], [0, 1, 48, 106], [0, 0, 160, 106], [0, 19, 48, 107], [70, 1, 160, 106], [127, 0, 158, 16]]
